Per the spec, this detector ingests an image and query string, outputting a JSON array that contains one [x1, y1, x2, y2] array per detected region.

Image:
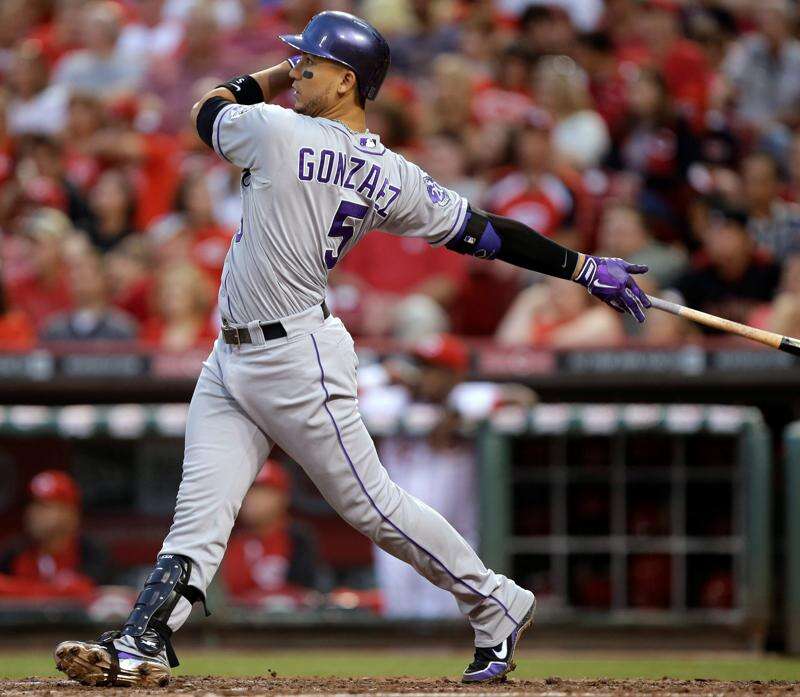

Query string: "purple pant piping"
[[310, 334, 520, 629]]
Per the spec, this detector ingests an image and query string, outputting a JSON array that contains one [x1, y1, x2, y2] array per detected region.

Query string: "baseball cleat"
[[461, 594, 536, 684], [54, 634, 171, 687]]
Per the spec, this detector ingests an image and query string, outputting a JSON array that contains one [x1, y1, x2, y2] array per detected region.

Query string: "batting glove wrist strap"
[[217, 74, 264, 105], [287, 54, 302, 68]]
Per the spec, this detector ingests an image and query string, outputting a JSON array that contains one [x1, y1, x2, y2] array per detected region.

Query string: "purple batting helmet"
[[279, 11, 391, 103]]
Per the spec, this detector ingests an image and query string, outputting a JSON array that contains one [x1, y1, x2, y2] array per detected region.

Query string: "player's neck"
[[320, 103, 367, 134]]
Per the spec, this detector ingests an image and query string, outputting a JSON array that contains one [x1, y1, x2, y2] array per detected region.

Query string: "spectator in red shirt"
[[484, 108, 579, 247], [148, 169, 233, 285], [0, 91, 15, 189], [2, 134, 88, 226], [222, 460, 321, 606], [471, 43, 537, 127], [0, 264, 35, 351], [0, 470, 110, 600], [25, 0, 85, 69], [5, 208, 73, 328], [618, 0, 711, 122], [106, 235, 155, 325]]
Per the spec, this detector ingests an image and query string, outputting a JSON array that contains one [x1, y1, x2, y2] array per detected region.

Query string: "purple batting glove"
[[287, 54, 302, 69], [574, 255, 651, 323]]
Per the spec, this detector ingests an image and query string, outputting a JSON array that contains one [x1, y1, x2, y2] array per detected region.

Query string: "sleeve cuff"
[[430, 197, 468, 248], [212, 102, 239, 163]]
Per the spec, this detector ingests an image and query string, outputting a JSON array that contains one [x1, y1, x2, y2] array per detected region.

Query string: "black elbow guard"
[[445, 208, 502, 259]]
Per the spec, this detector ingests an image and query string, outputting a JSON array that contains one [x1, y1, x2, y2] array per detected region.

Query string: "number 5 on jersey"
[[325, 200, 369, 269]]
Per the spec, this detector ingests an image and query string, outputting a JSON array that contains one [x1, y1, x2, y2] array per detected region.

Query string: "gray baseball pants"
[[159, 303, 533, 646]]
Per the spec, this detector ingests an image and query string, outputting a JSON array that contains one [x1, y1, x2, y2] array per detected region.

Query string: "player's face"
[[289, 53, 352, 116]]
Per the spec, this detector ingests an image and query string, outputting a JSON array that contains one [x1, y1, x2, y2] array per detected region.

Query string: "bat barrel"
[[649, 295, 800, 355]]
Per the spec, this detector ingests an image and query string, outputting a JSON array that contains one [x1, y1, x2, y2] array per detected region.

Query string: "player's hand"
[[574, 255, 651, 323]]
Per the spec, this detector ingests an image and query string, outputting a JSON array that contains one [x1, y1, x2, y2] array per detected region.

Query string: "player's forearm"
[[191, 59, 295, 124], [448, 208, 582, 280], [250, 60, 294, 103], [447, 208, 649, 320], [490, 213, 582, 280]]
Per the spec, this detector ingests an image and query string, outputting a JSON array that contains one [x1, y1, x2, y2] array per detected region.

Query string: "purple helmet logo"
[[424, 176, 450, 207]]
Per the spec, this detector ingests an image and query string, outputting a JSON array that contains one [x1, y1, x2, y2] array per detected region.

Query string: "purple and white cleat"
[[54, 632, 171, 687], [461, 594, 536, 684]]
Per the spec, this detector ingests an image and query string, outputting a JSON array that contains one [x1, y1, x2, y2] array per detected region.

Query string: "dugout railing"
[[479, 404, 772, 649]]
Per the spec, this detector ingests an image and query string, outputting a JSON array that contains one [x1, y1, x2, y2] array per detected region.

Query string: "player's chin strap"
[[111, 554, 210, 668], [445, 208, 502, 259]]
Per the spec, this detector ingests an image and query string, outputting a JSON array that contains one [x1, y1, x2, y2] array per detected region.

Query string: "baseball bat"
[[648, 295, 800, 356]]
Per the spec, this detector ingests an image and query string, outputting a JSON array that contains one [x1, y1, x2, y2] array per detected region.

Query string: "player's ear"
[[337, 69, 358, 99]]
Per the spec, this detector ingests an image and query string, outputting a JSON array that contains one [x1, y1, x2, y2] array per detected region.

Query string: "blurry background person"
[[117, 0, 185, 68], [39, 243, 137, 342], [741, 151, 800, 259], [534, 55, 610, 171], [722, 0, 800, 145], [140, 262, 216, 351], [52, 2, 143, 97], [369, 334, 478, 619], [3, 208, 74, 329], [595, 201, 687, 287], [147, 169, 234, 283], [752, 254, 800, 338], [80, 169, 138, 253], [106, 236, 155, 326], [483, 108, 580, 249], [0, 470, 110, 599], [222, 460, 321, 607], [613, 67, 699, 243], [672, 203, 780, 330], [496, 276, 625, 348], [0, 261, 35, 350], [6, 40, 68, 137]]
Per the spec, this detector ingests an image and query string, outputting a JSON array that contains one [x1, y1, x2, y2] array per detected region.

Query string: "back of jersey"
[[212, 103, 467, 323]]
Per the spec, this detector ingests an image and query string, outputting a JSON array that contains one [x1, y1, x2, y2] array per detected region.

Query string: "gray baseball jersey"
[[153, 101, 533, 649], [211, 102, 469, 322]]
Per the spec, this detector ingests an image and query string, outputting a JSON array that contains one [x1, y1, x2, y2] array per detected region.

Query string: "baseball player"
[[54, 11, 650, 688]]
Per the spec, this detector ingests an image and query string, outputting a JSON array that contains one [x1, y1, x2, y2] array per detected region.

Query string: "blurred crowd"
[[2, 0, 800, 351]]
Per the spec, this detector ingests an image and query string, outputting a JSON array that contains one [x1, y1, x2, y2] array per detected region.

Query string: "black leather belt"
[[222, 302, 330, 345]]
